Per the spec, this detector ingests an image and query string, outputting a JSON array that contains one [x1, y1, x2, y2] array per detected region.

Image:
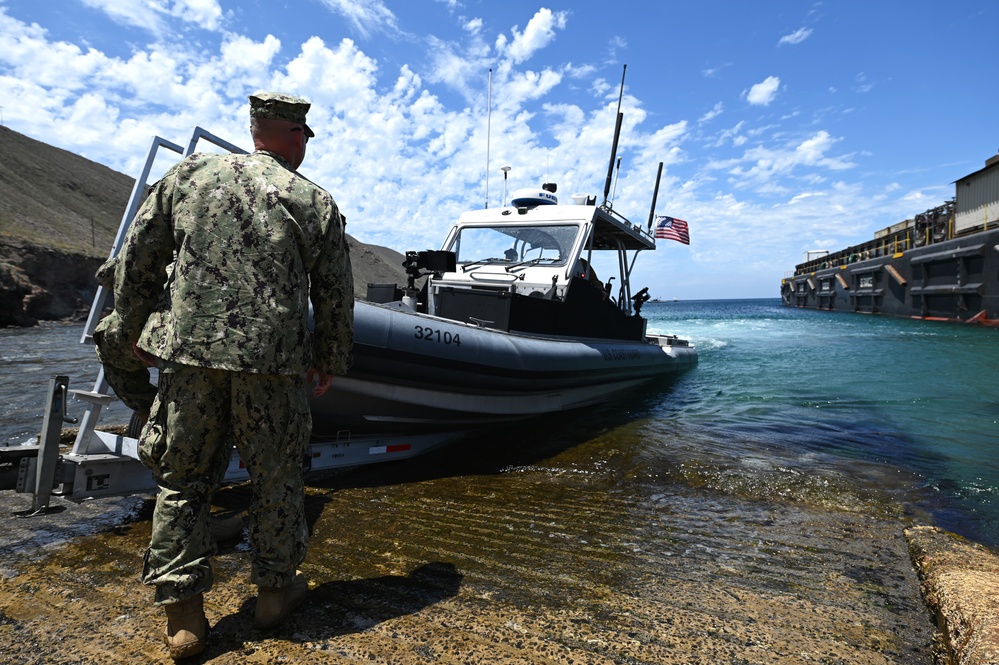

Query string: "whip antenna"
[[647, 161, 663, 232], [485, 68, 492, 208], [610, 157, 622, 205], [602, 64, 627, 208]]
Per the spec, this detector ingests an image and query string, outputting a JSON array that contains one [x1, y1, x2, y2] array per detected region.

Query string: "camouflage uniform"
[[114, 92, 353, 605], [92, 256, 158, 414], [94, 257, 237, 536]]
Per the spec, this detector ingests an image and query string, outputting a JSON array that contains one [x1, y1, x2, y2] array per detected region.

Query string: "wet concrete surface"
[[907, 526, 999, 665], [0, 419, 953, 665]]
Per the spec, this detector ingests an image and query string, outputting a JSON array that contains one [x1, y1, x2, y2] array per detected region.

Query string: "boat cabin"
[[384, 190, 658, 342]]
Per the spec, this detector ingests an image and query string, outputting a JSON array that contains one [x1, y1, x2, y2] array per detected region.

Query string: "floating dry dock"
[[782, 153, 999, 324]]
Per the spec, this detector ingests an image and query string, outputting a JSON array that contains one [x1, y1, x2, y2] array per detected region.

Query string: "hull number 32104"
[[414, 325, 462, 346]]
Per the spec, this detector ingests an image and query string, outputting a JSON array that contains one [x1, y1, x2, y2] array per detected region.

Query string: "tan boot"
[[163, 593, 208, 660], [254, 570, 309, 630]]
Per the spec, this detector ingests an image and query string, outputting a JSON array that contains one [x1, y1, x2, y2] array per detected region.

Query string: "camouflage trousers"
[[139, 364, 311, 605]]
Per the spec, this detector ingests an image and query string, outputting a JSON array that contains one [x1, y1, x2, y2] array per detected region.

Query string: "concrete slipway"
[[1, 421, 997, 664]]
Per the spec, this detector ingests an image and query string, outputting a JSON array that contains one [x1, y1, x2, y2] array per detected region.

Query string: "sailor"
[[578, 257, 607, 298], [112, 91, 353, 660]]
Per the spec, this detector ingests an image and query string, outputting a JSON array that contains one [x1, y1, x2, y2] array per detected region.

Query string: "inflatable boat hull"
[[310, 301, 696, 434]]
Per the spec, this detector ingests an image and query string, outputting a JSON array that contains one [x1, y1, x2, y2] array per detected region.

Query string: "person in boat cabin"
[[577, 257, 608, 298], [112, 91, 353, 660]]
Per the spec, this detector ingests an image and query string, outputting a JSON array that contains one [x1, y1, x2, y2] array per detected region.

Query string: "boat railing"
[[791, 201, 955, 276], [601, 205, 656, 240], [792, 235, 910, 275]]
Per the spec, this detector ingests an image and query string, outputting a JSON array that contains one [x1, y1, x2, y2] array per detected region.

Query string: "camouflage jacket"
[[114, 150, 353, 376]]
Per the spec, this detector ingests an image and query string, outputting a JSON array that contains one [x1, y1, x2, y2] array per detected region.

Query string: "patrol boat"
[[13, 114, 694, 508], [310, 185, 697, 435]]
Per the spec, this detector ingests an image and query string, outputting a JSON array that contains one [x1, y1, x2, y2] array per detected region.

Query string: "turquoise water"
[[1, 323, 133, 447], [642, 298, 999, 546], [2, 302, 997, 547]]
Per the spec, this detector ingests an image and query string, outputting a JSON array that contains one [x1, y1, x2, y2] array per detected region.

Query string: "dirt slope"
[[0, 126, 410, 326]]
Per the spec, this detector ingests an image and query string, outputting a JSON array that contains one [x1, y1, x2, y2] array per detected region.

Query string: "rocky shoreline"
[[0, 239, 104, 327]]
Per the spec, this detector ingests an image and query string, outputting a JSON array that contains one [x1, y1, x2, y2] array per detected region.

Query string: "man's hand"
[[306, 368, 333, 397], [131, 342, 158, 367]]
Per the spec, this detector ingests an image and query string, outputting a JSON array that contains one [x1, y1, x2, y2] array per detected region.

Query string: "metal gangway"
[[13, 127, 452, 514], [14, 128, 245, 513]]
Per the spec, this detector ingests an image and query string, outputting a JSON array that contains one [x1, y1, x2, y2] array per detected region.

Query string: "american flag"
[[654, 215, 690, 245]]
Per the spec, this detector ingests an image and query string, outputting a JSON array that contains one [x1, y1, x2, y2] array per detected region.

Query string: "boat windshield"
[[449, 224, 579, 266]]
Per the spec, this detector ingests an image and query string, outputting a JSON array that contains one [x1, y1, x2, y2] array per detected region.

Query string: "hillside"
[[0, 126, 410, 326], [0, 126, 131, 255]]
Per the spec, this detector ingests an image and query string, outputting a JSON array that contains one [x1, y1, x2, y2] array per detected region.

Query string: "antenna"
[[647, 161, 663, 232], [485, 68, 492, 209], [610, 157, 622, 205], [602, 64, 627, 207]]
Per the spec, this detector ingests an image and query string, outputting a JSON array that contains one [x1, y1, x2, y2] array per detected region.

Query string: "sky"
[[0, 0, 996, 300]]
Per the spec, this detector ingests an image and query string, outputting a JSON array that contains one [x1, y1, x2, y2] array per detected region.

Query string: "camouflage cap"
[[248, 91, 315, 137]]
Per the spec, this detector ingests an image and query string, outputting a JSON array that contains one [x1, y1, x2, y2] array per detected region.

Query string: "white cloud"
[[854, 72, 874, 93], [80, 0, 223, 32], [172, 0, 224, 30], [500, 68, 564, 109], [316, 0, 398, 39], [464, 18, 483, 34], [789, 191, 824, 204], [779, 27, 812, 46], [707, 121, 746, 148], [426, 8, 571, 105], [746, 76, 781, 106], [500, 8, 568, 64], [565, 63, 597, 79], [699, 102, 723, 123], [0, 17, 108, 90], [219, 34, 282, 84], [702, 63, 731, 78], [606, 35, 626, 62], [794, 131, 853, 169], [722, 130, 855, 193]]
